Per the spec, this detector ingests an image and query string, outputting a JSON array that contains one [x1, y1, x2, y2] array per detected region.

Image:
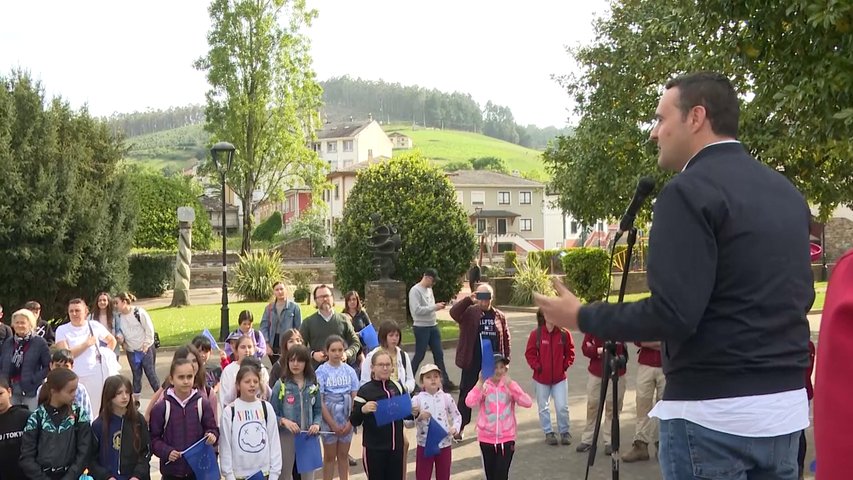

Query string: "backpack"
[[164, 397, 203, 430], [229, 401, 269, 422], [133, 307, 160, 349]]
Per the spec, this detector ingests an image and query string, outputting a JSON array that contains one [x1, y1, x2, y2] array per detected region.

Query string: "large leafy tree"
[[195, 0, 326, 253], [545, 0, 853, 224], [334, 153, 477, 303], [0, 72, 137, 318]]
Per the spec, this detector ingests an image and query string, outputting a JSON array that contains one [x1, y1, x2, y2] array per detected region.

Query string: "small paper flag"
[[358, 323, 380, 351], [481, 336, 495, 379], [424, 417, 448, 457], [374, 394, 412, 426]]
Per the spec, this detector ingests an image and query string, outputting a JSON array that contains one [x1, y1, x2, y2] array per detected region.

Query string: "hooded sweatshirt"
[[220, 398, 282, 480], [0, 404, 30, 479], [465, 377, 532, 445]]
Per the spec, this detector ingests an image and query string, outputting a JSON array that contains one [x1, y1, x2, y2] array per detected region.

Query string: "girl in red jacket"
[[525, 309, 575, 446]]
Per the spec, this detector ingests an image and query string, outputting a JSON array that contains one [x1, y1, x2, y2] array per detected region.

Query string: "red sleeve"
[[564, 329, 576, 369], [449, 297, 473, 323], [581, 334, 599, 359], [525, 330, 540, 372]]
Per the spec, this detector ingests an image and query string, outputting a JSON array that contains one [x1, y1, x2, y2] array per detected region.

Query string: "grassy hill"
[[123, 123, 210, 171], [384, 125, 545, 174], [121, 122, 548, 177]]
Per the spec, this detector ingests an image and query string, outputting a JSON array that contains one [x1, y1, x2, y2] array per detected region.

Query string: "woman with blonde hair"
[[0, 309, 51, 410]]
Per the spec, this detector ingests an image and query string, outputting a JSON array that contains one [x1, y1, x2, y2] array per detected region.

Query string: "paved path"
[[135, 289, 818, 479]]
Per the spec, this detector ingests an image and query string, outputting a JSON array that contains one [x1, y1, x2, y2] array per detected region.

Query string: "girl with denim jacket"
[[271, 345, 322, 480]]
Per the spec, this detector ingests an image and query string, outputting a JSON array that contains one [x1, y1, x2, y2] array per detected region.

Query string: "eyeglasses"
[[315, 294, 332, 300]]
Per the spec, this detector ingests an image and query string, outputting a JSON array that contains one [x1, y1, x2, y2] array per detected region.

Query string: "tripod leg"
[[611, 367, 621, 480], [584, 349, 612, 480]]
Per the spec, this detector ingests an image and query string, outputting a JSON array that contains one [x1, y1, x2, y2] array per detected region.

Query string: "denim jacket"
[[260, 300, 302, 350], [271, 378, 321, 430]]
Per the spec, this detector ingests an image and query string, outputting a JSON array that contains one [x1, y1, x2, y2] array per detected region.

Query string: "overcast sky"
[[0, 0, 609, 127]]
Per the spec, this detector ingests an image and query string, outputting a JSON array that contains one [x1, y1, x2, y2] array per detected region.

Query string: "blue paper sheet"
[[295, 432, 323, 474], [182, 437, 221, 480], [246, 471, 265, 480], [424, 418, 448, 457], [358, 323, 380, 351], [374, 394, 412, 426], [481, 336, 495, 379], [130, 350, 144, 367]]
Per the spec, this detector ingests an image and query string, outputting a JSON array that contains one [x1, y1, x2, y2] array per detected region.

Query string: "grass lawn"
[[149, 302, 459, 347]]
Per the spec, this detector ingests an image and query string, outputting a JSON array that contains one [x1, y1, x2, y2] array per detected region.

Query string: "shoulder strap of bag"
[[87, 321, 102, 363]]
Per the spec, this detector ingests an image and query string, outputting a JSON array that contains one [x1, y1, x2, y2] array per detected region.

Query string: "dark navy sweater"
[[579, 142, 814, 401]]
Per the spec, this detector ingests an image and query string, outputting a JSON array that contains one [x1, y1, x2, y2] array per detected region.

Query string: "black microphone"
[[613, 176, 655, 243]]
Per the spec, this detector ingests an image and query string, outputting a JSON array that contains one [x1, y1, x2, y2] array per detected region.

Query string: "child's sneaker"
[[545, 432, 558, 445], [560, 433, 572, 445]]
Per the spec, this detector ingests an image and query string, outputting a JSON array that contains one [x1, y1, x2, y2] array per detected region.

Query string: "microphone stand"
[[584, 227, 636, 480]]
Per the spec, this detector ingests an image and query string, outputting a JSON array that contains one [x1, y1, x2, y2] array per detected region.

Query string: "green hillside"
[[123, 123, 210, 171], [384, 125, 545, 174], [121, 122, 548, 176]]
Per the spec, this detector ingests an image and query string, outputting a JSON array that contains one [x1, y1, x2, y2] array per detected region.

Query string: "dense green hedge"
[[252, 211, 283, 242], [561, 247, 610, 303], [128, 252, 174, 298]]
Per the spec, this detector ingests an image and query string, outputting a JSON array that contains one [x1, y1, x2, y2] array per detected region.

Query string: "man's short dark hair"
[[313, 284, 331, 300], [665, 72, 739, 138]]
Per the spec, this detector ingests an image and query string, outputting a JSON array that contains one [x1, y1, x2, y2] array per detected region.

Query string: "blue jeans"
[[127, 348, 160, 395], [411, 325, 449, 384], [659, 418, 800, 479], [533, 380, 569, 435]]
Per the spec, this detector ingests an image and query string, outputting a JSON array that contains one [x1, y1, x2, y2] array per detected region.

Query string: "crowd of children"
[[0, 286, 821, 480]]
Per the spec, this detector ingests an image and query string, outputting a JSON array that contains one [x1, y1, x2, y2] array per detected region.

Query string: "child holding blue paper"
[[221, 362, 282, 480], [465, 353, 532, 480], [271, 345, 322, 480], [149, 357, 219, 480], [411, 364, 461, 480], [351, 350, 410, 480], [359, 321, 415, 391], [316, 335, 360, 480]]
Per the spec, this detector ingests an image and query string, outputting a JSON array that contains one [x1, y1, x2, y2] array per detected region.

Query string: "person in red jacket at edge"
[[525, 309, 575, 446], [814, 248, 853, 479], [622, 341, 666, 462], [575, 334, 626, 455]]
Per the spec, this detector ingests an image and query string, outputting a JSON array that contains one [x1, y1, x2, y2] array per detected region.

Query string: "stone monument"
[[170, 206, 195, 307], [364, 213, 407, 327]]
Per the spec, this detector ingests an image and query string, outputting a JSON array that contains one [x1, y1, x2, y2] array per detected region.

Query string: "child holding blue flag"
[[465, 353, 532, 480], [220, 362, 282, 480], [149, 357, 219, 480], [351, 350, 411, 480], [411, 364, 461, 480], [271, 345, 322, 480], [315, 335, 360, 480]]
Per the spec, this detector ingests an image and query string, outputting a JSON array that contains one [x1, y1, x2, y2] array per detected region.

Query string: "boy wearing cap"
[[411, 364, 462, 480]]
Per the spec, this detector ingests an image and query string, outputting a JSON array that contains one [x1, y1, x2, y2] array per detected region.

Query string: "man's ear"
[[689, 105, 708, 134]]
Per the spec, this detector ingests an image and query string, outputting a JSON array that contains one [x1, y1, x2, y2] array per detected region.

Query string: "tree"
[[469, 156, 509, 173], [545, 0, 853, 225], [0, 72, 137, 318], [334, 152, 477, 303], [126, 168, 214, 251], [281, 205, 326, 255], [195, 0, 326, 253], [442, 160, 472, 172]]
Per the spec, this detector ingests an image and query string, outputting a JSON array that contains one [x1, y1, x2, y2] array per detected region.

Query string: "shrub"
[[129, 253, 175, 298], [288, 269, 313, 303], [253, 211, 282, 241], [233, 250, 286, 301], [504, 251, 517, 270], [562, 247, 610, 303], [511, 261, 555, 306], [334, 152, 477, 302], [127, 170, 213, 251]]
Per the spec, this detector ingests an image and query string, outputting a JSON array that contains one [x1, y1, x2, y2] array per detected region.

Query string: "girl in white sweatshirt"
[[221, 362, 282, 480]]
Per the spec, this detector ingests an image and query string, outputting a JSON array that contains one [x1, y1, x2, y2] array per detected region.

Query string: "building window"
[[597, 221, 604, 231], [343, 140, 353, 152], [520, 218, 532, 231], [477, 218, 486, 234], [498, 191, 510, 205], [312, 142, 321, 152], [497, 218, 508, 235], [334, 184, 340, 200], [327, 141, 337, 153], [519, 191, 532, 204], [570, 221, 578, 235], [471, 191, 485, 205]]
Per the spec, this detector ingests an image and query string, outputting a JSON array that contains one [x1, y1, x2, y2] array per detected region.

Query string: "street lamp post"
[[211, 141, 236, 341]]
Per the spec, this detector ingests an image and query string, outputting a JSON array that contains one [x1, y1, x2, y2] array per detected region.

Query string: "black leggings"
[[364, 447, 404, 480], [458, 366, 480, 429], [480, 441, 515, 480]]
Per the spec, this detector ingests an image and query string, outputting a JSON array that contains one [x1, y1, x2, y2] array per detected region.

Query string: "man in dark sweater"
[[299, 284, 361, 368], [536, 72, 813, 480]]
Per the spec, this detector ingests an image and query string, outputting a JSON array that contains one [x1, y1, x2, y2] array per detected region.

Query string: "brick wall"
[[825, 217, 853, 264]]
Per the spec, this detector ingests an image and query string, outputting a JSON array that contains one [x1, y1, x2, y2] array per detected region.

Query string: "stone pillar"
[[170, 207, 195, 307], [365, 279, 408, 328]]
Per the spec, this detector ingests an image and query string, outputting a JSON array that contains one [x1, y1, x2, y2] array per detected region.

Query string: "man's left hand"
[[534, 278, 582, 332]]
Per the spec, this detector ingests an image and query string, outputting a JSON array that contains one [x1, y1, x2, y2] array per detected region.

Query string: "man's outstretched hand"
[[533, 277, 582, 332]]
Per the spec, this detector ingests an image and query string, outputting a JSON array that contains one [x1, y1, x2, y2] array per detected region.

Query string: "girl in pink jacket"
[[465, 353, 533, 480]]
